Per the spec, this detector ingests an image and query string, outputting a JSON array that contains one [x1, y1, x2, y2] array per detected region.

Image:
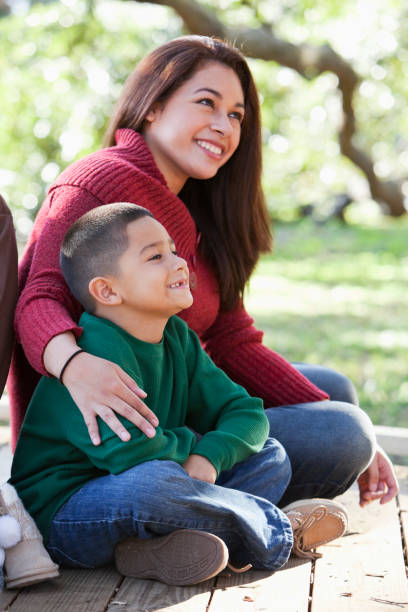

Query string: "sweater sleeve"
[[15, 186, 104, 375], [202, 300, 329, 408], [183, 326, 270, 475], [68, 320, 197, 472]]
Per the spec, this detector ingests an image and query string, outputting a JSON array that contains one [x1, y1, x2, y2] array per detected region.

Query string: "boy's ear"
[[88, 277, 122, 306]]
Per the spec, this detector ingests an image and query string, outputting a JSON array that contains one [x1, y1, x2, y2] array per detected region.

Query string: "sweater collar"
[[114, 129, 167, 188]]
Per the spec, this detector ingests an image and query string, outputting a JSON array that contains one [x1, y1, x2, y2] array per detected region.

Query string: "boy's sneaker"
[[115, 529, 228, 585], [282, 498, 348, 560]]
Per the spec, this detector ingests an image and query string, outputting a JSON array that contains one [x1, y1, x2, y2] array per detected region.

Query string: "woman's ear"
[[88, 277, 122, 307], [145, 102, 162, 124]]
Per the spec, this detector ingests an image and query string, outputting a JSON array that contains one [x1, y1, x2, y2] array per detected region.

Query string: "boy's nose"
[[172, 254, 188, 271]]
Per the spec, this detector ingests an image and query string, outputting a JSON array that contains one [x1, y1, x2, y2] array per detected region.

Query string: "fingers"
[[377, 447, 400, 504], [108, 395, 157, 438], [367, 459, 380, 493], [63, 354, 160, 444], [83, 412, 102, 447], [118, 370, 148, 399], [94, 405, 133, 443], [116, 369, 159, 428], [379, 473, 400, 504], [79, 404, 130, 446]]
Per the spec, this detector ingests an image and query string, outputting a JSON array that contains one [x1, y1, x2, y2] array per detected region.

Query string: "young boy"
[[10, 203, 348, 586]]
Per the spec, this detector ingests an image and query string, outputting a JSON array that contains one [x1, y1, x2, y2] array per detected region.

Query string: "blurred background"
[[1, 0, 407, 431]]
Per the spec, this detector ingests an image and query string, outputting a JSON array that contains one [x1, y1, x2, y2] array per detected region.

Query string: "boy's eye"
[[172, 250, 178, 256], [148, 253, 162, 261]]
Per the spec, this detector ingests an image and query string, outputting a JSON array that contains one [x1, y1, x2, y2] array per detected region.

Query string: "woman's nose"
[[211, 111, 232, 136]]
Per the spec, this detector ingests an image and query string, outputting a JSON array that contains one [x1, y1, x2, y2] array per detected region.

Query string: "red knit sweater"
[[9, 129, 327, 448]]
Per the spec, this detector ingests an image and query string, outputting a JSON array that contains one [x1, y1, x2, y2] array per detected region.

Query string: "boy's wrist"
[[182, 454, 217, 484]]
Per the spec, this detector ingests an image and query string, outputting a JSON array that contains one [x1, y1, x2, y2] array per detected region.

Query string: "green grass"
[[245, 218, 408, 428]]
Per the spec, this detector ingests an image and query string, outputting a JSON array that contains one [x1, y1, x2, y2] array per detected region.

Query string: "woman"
[[9, 35, 397, 507]]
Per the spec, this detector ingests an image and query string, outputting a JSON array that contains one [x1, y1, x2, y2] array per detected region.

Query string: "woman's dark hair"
[[60, 203, 154, 313], [104, 36, 272, 310]]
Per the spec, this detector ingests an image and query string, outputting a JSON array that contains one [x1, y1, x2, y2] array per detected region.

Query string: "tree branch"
[[134, 0, 406, 216]]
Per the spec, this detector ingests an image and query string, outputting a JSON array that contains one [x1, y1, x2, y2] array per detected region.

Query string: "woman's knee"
[[293, 363, 359, 405], [319, 402, 376, 474]]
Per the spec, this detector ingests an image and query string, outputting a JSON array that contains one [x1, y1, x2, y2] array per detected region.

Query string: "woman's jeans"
[[274, 363, 376, 506], [47, 366, 376, 570], [47, 438, 294, 571]]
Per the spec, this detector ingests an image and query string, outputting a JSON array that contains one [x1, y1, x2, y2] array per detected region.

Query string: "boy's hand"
[[182, 454, 217, 484]]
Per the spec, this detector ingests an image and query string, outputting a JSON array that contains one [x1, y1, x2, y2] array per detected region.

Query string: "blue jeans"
[[272, 364, 376, 506], [47, 438, 293, 571], [47, 367, 376, 570]]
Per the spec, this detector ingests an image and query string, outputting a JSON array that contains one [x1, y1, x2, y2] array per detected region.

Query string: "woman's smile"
[[195, 139, 224, 158], [142, 61, 244, 194]]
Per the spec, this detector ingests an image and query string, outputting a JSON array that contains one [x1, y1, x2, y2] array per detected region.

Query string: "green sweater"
[[11, 313, 269, 541]]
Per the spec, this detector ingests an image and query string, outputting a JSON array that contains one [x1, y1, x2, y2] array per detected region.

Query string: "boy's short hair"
[[60, 202, 154, 313]]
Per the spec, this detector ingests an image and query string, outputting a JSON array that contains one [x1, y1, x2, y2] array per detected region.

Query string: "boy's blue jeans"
[[47, 399, 375, 572], [47, 437, 294, 571]]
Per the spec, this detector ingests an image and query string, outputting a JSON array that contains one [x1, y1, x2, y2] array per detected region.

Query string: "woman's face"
[[142, 61, 245, 194]]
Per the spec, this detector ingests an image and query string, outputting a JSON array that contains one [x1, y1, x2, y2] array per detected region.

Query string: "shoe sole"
[[115, 530, 228, 586], [6, 566, 60, 589], [283, 498, 348, 549]]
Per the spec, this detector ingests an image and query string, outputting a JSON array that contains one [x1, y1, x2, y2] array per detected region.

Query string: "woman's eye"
[[197, 98, 214, 108], [229, 111, 244, 123]]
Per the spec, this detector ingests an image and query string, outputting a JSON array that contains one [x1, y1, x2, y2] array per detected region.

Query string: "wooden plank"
[[395, 466, 408, 587], [107, 576, 215, 611], [396, 465, 408, 511], [208, 558, 312, 612], [0, 588, 18, 611], [311, 485, 408, 611], [5, 567, 121, 612]]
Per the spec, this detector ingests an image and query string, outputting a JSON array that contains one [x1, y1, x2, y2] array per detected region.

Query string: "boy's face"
[[112, 216, 193, 318]]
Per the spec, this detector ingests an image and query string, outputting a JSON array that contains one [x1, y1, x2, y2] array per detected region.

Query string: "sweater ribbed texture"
[[9, 129, 327, 449]]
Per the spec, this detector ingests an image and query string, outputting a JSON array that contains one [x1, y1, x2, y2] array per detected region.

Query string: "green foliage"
[[246, 218, 408, 427], [2, 0, 408, 237], [0, 0, 178, 238]]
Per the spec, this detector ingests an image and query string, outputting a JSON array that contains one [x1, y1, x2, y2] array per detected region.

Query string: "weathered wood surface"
[[311, 489, 408, 610], [1, 467, 407, 612]]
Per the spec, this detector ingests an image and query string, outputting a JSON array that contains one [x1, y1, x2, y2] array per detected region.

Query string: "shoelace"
[[289, 505, 327, 560], [227, 561, 253, 573]]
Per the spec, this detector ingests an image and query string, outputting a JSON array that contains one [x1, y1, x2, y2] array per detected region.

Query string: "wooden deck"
[[1, 465, 407, 612]]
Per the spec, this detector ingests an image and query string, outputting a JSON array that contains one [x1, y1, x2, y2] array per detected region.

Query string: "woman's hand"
[[357, 446, 399, 507], [43, 332, 158, 445]]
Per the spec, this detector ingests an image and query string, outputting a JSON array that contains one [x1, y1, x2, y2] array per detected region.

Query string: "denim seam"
[[47, 545, 96, 569]]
